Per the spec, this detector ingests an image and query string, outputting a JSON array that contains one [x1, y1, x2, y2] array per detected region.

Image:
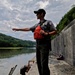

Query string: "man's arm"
[[48, 30, 57, 35], [40, 30, 57, 35], [12, 28, 30, 31]]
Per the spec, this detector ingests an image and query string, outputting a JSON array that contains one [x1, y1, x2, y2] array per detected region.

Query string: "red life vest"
[[34, 25, 44, 39]]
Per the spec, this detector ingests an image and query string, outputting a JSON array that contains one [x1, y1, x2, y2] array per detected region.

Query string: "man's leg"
[[36, 45, 42, 75], [36, 41, 50, 75], [41, 46, 50, 75]]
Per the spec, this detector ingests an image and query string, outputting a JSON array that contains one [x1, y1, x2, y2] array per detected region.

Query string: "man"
[[12, 9, 57, 75]]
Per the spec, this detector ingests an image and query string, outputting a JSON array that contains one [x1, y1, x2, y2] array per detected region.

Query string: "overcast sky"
[[0, 0, 75, 41]]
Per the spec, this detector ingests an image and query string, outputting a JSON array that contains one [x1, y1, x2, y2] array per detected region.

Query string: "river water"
[[0, 47, 36, 75]]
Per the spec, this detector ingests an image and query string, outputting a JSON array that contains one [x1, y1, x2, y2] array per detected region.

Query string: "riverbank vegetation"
[[0, 33, 35, 47], [56, 6, 75, 33], [51, 6, 75, 39]]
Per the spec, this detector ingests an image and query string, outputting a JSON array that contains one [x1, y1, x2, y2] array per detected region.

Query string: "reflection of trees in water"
[[0, 47, 36, 58]]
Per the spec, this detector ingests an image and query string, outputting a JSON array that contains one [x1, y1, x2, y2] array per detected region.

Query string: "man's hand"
[[40, 30, 48, 35], [12, 28, 20, 31]]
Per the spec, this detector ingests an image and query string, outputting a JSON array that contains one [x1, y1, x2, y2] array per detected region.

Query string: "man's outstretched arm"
[[12, 28, 30, 31]]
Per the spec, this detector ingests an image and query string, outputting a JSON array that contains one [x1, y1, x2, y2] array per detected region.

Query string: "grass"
[[0, 47, 23, 50]]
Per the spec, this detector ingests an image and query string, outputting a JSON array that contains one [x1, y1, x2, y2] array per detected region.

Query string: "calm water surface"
[[0, 47, 36, 75]]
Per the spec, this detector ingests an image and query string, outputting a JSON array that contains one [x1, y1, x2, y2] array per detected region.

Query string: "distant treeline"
[[0, 33, 35, 47]]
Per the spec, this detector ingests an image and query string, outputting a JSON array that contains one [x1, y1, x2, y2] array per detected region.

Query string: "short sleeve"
[[48, 21, 56, 31], [41, 20, 56, 32], [30, 24, 38, 32]]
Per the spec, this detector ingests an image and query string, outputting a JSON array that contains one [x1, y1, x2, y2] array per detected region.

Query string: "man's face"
[[36, 13, 44, 19]]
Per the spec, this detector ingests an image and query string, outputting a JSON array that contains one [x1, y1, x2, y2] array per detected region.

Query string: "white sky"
[[0, 0, 75, 41]]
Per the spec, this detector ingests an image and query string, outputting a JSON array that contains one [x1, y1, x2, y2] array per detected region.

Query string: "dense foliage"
[[56, 7, 75, 33], [0, 33, 35, 47]]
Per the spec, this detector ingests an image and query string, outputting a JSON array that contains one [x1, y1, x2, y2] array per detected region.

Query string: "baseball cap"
[[34, 9, 46, 14]]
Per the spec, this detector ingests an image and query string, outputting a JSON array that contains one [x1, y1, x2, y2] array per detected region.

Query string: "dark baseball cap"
[[34, 9, 46, 14]]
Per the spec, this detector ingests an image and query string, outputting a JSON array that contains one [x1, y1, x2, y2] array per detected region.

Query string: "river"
[[0, 47, 36, 75]]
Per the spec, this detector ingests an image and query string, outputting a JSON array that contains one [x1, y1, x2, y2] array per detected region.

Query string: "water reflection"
[[0, 47, 36, 58], [0, 47, 36, 75]]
